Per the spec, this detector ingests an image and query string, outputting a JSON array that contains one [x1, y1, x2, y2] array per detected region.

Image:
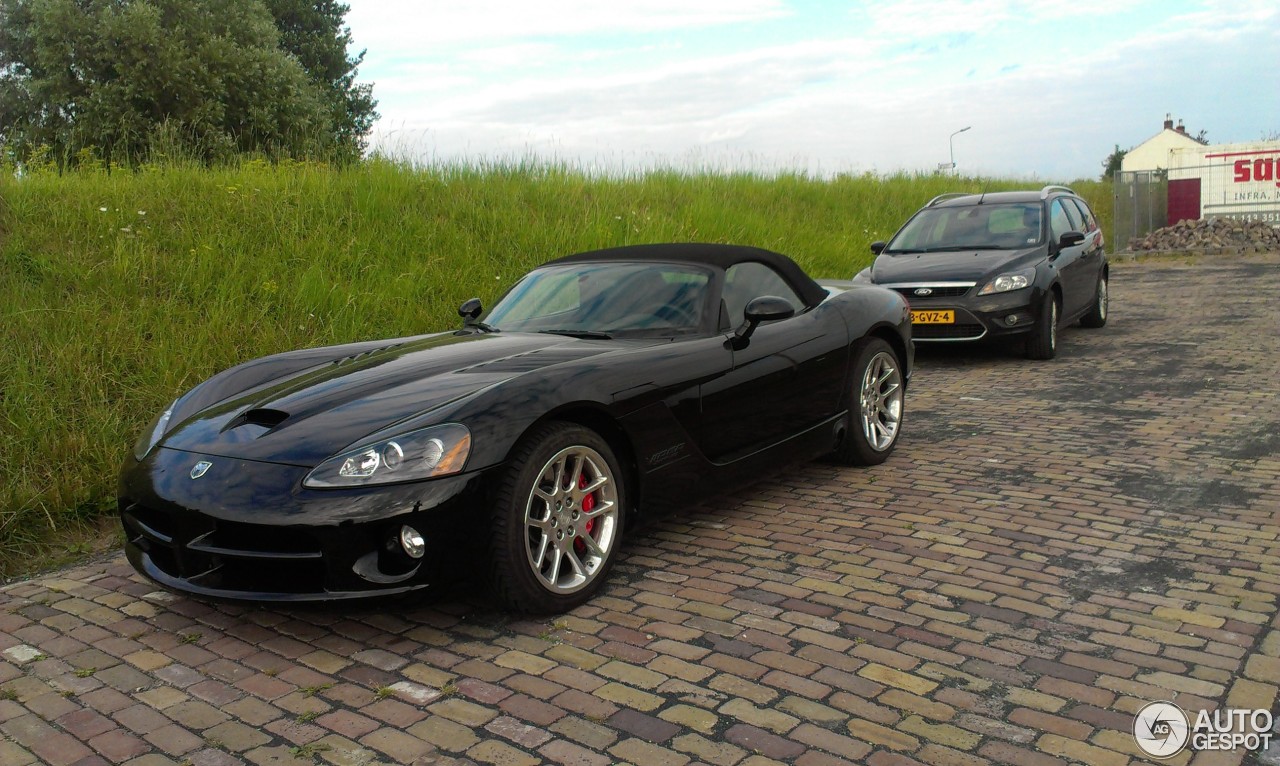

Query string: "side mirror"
[[732, 295, 795, 348], [458, 297, 483, 323], [870, 241, 887, 255], [1058, 231, 1085, 249]]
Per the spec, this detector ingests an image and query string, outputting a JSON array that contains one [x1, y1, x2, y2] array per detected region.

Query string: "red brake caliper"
[[574, 473, 597, 556]]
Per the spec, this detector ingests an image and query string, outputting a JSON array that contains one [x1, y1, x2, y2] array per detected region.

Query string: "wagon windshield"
[[886, 203, 1044, 253], [485, 262, 712, 337]]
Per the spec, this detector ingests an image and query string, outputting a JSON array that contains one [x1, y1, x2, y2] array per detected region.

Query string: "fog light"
[[399, 525, 426, 559], [1005, 314, 1020, 326]]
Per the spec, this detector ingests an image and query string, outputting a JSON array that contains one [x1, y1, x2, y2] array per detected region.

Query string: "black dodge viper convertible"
[[121, 243, 912, 612]]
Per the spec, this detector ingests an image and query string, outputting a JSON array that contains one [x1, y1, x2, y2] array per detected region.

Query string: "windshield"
[[886, 203, 1043, 253], [485, 262, 712, 337]]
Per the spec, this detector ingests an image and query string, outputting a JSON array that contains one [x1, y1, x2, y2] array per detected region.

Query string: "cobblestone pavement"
[[3, 253, 1279, 766]]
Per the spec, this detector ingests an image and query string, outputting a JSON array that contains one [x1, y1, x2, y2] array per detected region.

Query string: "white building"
[[1121, 114, 1206, 173], [1166, 140, 1280, 225]]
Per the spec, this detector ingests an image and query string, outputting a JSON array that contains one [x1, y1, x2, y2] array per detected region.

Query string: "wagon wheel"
[[1080, 272, 1108, 328], [1026, 292, 1059, 360], [489, 422, 626, 613]]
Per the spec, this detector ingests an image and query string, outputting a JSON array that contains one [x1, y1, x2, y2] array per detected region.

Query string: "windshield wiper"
[[930, 244, 1008, 251], [537, 329, 613, 339], [457, 321, 499, 334]]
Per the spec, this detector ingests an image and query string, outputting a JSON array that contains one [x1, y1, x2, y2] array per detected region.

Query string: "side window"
[[1049, 200, 1074, 240], [1062, 198, 1083, 231], [722, 262, 802, 329], [1070, 198, 1098, 233]]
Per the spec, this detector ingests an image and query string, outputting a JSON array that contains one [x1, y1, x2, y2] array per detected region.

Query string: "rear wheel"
[[1079, 272, 1108, 328], [489, 422, 625, 613], [834, 338, 904, 466], [1026, 292, 1059, 360]]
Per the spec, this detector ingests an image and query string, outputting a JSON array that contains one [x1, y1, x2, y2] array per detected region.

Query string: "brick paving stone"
[[114, 703, 172, 734], [670, 732, 748, 765], [608, 707, 682, 743], [723, 723, 805, 760], [484, 714, 553, 749], [608, 737, 691, 766], [358, 728, 435, 762], [88, 728, 151, 762], [143, 723, 205, 756], [539, 738, 613, 766], [406, 714, 481, 751], [550, 716, 620, 750]]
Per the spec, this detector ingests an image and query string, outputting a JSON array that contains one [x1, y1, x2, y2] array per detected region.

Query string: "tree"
[[264, 0, 378, 161], [0, 0, 370, 165], [1101, 144, 1127, 181]]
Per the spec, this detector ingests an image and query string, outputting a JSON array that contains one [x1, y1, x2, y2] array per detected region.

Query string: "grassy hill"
[[0, 159, 1111, 577]]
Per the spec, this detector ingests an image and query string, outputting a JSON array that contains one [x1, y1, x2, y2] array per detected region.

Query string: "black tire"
[[833, 337, 904, 466], [1079, 272, 1108, 328], [489, 422, 626, 614], [1026, 291, 1059, 360]]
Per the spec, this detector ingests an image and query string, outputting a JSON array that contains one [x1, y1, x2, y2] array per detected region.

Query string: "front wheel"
[[1079, 272, 1108, 328], [833, 337, 904, 466], [489, 422, 625, 613], [1026, 292, 1059, 360]]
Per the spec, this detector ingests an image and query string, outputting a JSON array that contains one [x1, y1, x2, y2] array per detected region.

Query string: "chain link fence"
[[1113, 170, 1168, 248]]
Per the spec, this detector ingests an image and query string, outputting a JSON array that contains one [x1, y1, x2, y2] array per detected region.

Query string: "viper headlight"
[[133, 401, 177, 461], [977, 268, 1035, 295], [303, 423, 471, 488]]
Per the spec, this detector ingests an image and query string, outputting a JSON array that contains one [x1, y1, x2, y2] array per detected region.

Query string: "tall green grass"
[[0, 159, 1110, 577]]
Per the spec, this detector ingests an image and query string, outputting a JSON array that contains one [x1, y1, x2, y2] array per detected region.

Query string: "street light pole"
[[950, 126, 971, 174]]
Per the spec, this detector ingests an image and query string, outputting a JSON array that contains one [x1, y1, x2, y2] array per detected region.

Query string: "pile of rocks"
[[1126, 217, 1280, 253]]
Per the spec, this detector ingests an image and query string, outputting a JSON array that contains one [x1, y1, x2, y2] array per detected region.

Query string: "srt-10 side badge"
[[647, 443, 687, 466]]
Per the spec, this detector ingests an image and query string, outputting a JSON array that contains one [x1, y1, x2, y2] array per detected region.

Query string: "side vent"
[[332, 343, 404, 367]]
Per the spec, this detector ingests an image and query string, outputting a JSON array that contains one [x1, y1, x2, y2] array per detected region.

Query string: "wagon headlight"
[[977, 268, 1035, 295], [303, 423, 471, 488], [133, 400, 177, 461]]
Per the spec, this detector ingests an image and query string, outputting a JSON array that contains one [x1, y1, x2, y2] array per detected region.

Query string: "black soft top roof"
[[546, 243, 828, 308]]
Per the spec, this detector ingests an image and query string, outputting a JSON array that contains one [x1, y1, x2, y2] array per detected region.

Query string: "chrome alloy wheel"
[[523, 445, 619, 594], [1097, 277, 1108, 321], [859, 351, 903, 452]]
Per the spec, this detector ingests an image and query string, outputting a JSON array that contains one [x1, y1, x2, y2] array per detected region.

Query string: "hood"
[[872, 247, 1043, 284], [159, 332, 616, 466]]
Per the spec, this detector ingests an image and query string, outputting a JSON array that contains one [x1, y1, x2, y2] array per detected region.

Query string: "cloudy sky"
[[343, 0, 1278, 180]]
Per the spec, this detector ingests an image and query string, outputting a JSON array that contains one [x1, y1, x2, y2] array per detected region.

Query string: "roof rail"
[[926, 192, 971, 207], [1040, 185, 1075, 199]]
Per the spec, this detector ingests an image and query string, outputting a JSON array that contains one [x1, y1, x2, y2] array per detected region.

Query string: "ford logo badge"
[[914, 288, 933, 296], [190, 461, 213, 479]]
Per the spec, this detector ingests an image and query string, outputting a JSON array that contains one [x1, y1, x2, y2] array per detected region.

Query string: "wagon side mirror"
[[458, 297, 483, 324], [1057, 231, 1085, 249], [732, 295, 795, 349], [870, 241, 887, 255]]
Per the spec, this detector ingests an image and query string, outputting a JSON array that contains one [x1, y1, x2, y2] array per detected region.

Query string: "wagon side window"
[[1070, 198, 1098, 233], [1049, 199, 1074, 240], [721, 262, 802, 330]]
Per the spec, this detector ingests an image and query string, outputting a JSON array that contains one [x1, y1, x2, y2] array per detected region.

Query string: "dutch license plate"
[[911, 310, 954, 324]]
